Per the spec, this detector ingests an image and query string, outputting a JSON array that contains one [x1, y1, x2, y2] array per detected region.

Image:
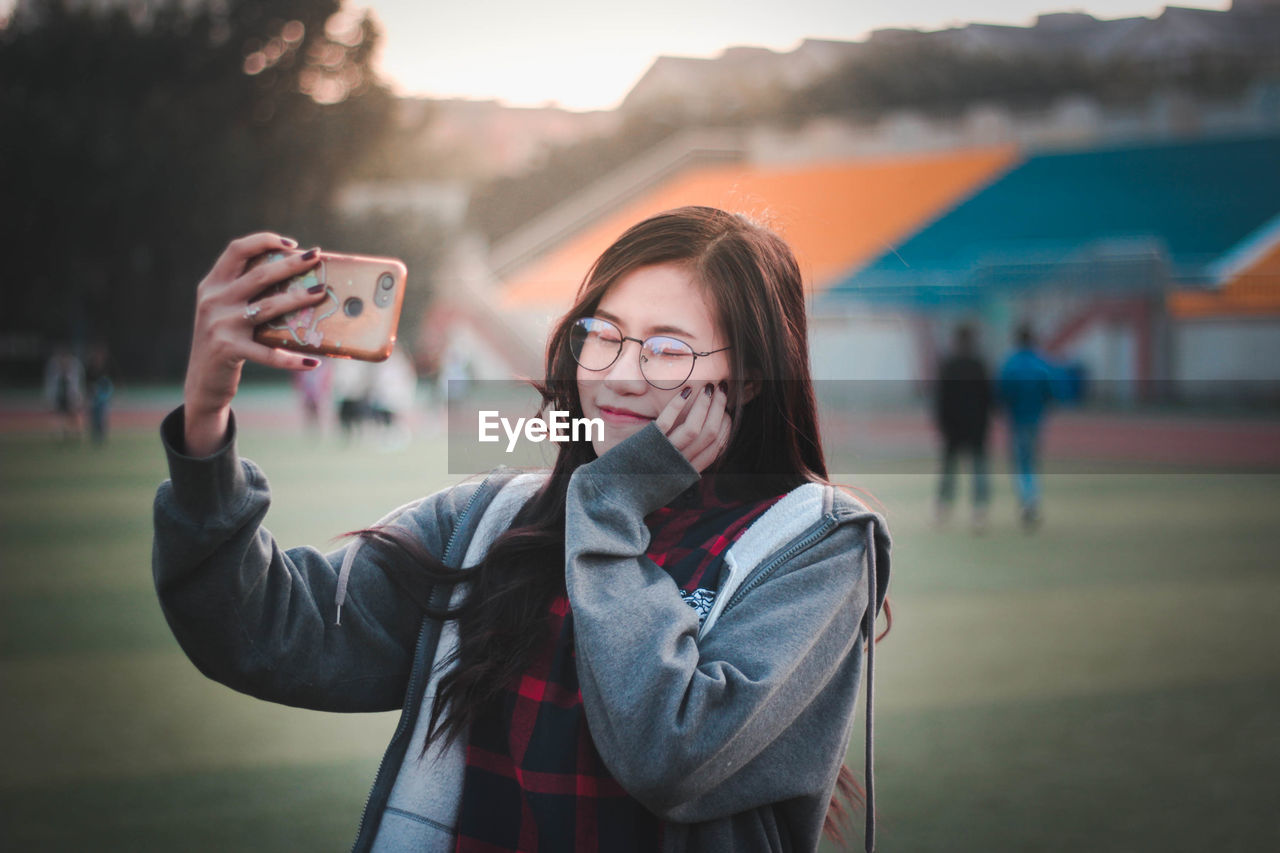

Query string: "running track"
[[4, 396, 1278, 470]]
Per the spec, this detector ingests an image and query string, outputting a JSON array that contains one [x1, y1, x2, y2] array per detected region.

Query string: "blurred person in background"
[[998, 323, 1057, 530], [44, 344, 85, 443], [292, 355, 332, 436], [933, 323, 993, 532], [366, 345, 417, 451], [332, 356, 373, 444], [152, 209, 891, 853], [440, 345, 473, 404], [85, 342, 114, 446]]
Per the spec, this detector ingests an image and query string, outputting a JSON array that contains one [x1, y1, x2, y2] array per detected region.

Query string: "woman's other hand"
[[654, 381, 731, 473], [182, 233, 326, 456]]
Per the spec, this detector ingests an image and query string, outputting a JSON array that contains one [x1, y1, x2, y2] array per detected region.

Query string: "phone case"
[[247, 250, 408, 362]]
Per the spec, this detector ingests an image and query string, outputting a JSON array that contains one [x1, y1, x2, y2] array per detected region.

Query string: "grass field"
[[2, 405, 1278, 851]]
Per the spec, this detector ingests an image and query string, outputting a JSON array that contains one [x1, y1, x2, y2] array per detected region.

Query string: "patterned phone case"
[[247, 250, 408, 362]]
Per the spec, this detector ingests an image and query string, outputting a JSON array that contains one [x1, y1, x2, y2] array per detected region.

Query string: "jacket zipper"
[[721, 514, 838, 617], [349, 474, 495, 852], [441, 472, 493, 561]]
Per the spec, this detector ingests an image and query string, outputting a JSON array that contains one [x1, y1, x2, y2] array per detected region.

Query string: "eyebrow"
[[593, 309, 699, 341]]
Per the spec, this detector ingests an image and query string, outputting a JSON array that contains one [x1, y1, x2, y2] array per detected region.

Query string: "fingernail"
[[704, 383, 713, 396], [301, 247, 319, 261], [680, 387, 692, 400], [302, 357, 318, 367], [306, 283, 325, 294], [717, 381, 727, 394], [281, 237, 298, 248]]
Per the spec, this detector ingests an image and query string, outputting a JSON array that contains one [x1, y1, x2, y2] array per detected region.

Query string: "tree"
[[0, 0, 397, 379]]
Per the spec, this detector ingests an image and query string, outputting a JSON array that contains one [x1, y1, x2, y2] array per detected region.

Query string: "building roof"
[[497, 146, 1018, 313], [822, 133, 1280, 307]]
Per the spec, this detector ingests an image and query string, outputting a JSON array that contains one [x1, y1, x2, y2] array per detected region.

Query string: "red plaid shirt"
[[454, 475, 785, 852]]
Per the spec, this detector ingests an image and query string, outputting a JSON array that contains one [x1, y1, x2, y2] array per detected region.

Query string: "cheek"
[[576, 367, 591, 407], [652, 388, 680, 411], [688, 356, 732, 385]]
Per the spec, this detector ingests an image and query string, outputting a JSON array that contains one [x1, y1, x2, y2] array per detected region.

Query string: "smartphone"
[[246, 249, 408, 362]]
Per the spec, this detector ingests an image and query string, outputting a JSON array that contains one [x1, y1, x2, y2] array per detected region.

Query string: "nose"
[[602, 338, 648, 394]]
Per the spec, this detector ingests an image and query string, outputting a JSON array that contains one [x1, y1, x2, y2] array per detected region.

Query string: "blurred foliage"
[[0, 0, 409, 381], [467, 113, 686, 245], [786, 41, 1272, 123], [349, 99, 466, 181]]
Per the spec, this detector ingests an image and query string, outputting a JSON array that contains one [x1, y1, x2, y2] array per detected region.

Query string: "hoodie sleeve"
[[565, 422, 880, 821], [151, 405, 471, 713]]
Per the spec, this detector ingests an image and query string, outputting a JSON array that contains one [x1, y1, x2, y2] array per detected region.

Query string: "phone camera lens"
[[343, 297, 364, 317], [378, 273, 395, 291]]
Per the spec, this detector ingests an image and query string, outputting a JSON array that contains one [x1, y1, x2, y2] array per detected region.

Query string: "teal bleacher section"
[[821, 133, 1280, 307]]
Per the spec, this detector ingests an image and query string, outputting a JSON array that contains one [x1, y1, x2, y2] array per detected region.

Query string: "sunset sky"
[[1, 0, 1231, 110], [360, 0, 1230, 110]]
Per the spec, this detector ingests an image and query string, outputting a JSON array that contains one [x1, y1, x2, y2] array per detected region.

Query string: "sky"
[[0, 0, 1233, 110], [361, 0, 1231, 110]]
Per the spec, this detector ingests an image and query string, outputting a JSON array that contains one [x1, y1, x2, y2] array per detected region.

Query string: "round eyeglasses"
[[569, 317, 731, 390]]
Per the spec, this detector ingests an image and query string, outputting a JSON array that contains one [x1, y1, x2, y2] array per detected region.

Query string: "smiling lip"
[[597, 405, 652, 424]]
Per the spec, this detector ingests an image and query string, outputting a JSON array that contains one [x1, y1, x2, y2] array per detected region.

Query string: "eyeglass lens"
[[570, 317, 696, 390]]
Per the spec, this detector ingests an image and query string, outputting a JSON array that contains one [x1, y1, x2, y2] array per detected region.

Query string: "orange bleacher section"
[[1170, 238, 1280, 318], [498, 146, 1019, 312]]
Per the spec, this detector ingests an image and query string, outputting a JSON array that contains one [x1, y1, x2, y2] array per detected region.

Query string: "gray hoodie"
[[153, 408, 891, 852]]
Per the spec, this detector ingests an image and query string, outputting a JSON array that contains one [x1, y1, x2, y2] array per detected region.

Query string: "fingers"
[[656, 381, 713, 436], [667, 382, 716, 442], [207, 232, 299, 284], [682, 382, 727, 463], [654, 387, 694, 434], [241, 339, 321, 372], [188, 260, 326, 373], [700, 382, 729, 445], [229, 246, 322, 303], [686, 411, 732, 472], [658, 381, 730, 470], [244, 278, 331, 326]]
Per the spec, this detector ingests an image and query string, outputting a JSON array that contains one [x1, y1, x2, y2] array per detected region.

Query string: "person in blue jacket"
[[997, 323, 1057, 529]]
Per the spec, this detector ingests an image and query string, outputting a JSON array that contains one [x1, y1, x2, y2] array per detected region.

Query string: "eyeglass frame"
[[569, 316, 732, 390]]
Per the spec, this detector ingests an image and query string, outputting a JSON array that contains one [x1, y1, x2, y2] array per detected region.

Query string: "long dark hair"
[[355, 206, 878, 839]]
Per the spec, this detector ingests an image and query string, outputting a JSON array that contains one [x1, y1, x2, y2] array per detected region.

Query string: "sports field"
[[2, 390, 1278, 851]]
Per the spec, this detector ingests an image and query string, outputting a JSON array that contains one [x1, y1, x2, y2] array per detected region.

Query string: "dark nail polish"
[[717, 381, 727, 394], [307, 283, 325, 294], [281, 237, 298, 248], [301, 247, 319, 261], [302, 357, 319, 367], [680, 387, 692, 400], [704, 383, 713, 396]]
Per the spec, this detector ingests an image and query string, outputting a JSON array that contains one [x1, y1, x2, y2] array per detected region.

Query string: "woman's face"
[[575, 263, 733, 458]]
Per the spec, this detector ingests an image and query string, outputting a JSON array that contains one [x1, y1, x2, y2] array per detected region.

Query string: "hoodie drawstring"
[[864, 523, 878, 853]]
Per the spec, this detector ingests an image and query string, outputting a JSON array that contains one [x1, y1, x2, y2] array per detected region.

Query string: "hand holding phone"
[[184, 233, 326, 456], [182, 235, 409, 456]]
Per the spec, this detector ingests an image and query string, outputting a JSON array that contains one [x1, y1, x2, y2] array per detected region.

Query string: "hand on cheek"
[[655, 381, 731, 473]]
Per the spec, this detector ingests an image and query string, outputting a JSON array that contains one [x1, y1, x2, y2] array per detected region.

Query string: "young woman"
[[154, 206, 891, 852]]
